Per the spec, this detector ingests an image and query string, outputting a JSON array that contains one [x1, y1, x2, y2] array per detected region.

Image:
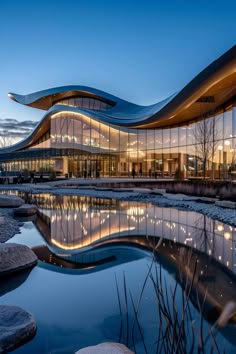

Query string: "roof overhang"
[[7, 45, 236, 130]]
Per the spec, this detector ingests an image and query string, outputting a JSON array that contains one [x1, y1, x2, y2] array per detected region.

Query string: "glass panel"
[[179, 127, 186, 147], [163, 148, 170, 177], [215, 113, 224, 141], [100, 122, 110, 152], [146, 131, 155, 150], [128, 129, 138, 177], [224, 110, 232, 139], [82, 98, 90, 109], [155, 129, 162, 149], [187, 124, 194, 145], [232, 107, 236, 137], [90, 119, 100, 151], [179, 145, 187, 178], [109, 126, 120, 152], [171, 128, 178, 147], [163, 129, 170, 148]]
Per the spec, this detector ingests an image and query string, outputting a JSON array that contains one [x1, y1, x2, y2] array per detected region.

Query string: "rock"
[[215, 200, 236, 209], [0, 268, 32, 297], [0, 305, 36, 352], [75, 342, 134, 354], [0, 243, 37, 275], [112, 188, 135, 192], [163, 193, 198, 201], [14, 204, 38, 216], [133, 188, 152, 193], [94, 187, 113, 191], [151, 188, 166, 195], [0, 195, 24, 208], [196, 197, 217, 204], [0, 216, 21, 243]]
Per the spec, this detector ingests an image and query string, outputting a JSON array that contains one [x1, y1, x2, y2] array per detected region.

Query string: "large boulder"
[[0, 195, 24, 208], [75, 343, 134, 354], [0, 243, 37, 276], [0, 216, 22, 243], [0, 305, 36, 352], [14, 204, 38, 216]]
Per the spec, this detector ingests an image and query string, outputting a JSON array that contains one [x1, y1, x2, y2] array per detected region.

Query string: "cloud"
[[0, 118, 39, 142]]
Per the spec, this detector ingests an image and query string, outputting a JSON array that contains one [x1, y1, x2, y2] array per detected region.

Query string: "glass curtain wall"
[[48, 108, 235, 179], [1, 107, 236, 180]]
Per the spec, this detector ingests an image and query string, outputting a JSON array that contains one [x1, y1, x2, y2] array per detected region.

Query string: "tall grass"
[[115, 248, 235, 353]]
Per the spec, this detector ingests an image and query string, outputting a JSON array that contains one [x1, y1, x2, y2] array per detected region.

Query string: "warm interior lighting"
[[217, 225, 224, 231], [224, 140, 230, 146], [218, 145, 223, 150], [224, 232, 231, 240]]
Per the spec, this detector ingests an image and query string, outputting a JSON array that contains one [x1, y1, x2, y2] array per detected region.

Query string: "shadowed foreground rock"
[[0, 268, 32, 297], [75, 342, 134, 354], [14, 204, 38, 216], [0, 305, 36, 352], [0, 243, 37, 275], [0, 195, 24, 208]]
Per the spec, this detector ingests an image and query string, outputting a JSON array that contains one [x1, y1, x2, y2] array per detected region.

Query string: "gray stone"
[[215, 200, 236, 209], [75, 342, 134, 354], [197, 197, 217, 204], [132, 188, 152, 193], [0, 243, 37, 275], [0, 195, 24, 208], [111, 188, 134, 192], [0, 268, 32, 297], [14, 204, 38, 216], [163, 193, 186, 201], [0, 305, 36, 352], [0, 216, 21, 243], [152, 188, 166, 195]]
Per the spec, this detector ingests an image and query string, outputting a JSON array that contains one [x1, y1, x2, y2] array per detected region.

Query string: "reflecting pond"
[[1, 194, 236, 353]]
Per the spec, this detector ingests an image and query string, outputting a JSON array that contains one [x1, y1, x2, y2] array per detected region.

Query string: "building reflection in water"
[[33, 194, 236, 275]]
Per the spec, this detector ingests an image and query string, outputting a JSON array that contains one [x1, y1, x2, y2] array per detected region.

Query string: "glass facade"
[[1, 106, 236, 179]]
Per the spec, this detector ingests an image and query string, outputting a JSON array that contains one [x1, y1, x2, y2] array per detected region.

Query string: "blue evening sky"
[[0, 0, 235, 123]]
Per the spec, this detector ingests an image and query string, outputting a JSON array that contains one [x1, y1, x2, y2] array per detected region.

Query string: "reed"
[[115, 249, 235, 353]]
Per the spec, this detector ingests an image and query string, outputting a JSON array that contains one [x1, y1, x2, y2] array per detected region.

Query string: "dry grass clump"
[[115, 251, 234, 353]]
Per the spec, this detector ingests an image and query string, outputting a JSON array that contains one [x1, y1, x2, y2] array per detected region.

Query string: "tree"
[[193, 116, 218, 179]]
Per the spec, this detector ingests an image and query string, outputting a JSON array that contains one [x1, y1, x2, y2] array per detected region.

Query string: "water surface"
[[1, 194, 235, 353]]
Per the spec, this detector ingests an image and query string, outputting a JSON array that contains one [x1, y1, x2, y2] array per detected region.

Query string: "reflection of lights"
[[218, 145, 223, 150], [51, 226, 136, 250], [217, 225, 224, 231], [224, 232, 231, 240], [224, 140, 230, 146], [127, 207, 144, 216]]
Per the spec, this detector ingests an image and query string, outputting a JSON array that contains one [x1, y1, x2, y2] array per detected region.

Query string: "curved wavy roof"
[[5, 45, 236, 153]]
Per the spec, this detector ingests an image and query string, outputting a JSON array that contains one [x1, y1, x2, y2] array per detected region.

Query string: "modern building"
[[1, 45, 236, 179]]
